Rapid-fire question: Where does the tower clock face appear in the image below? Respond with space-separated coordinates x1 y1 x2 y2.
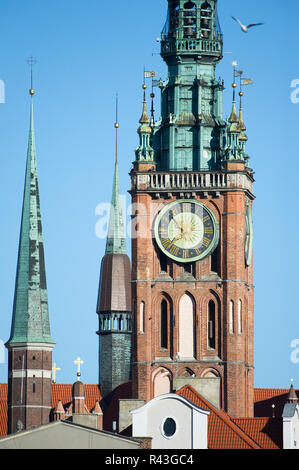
245 203 253 267
154 199 219 263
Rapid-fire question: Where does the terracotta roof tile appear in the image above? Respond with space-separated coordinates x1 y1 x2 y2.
254 388 296 417
233 418 283 449
0 383 101 437
0 383 288 448
177 385 261 449
51 384 101 411
0 384 8 437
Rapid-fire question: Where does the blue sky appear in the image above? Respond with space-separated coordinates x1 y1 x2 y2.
0 0 299 389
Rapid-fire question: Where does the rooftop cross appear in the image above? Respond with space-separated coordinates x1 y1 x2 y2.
74 357 84 379
52 363 61 384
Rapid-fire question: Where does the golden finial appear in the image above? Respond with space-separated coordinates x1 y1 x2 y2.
139 84 150 125
228 61 240 124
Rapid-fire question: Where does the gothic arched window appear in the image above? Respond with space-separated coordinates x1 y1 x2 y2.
238 300 243 334
229 300 235 334
179 293 195 358
200 2 212 39
208 300 216 349
183 1 197 38
153 367 172 397
140 301 145 333
161 299 168 349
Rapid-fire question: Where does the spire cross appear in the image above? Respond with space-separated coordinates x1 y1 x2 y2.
74 357 84 379
27 56 37 94
52 362 61 384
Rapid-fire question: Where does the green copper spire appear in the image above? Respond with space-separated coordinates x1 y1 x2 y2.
7 93 54 345
105 114 127 255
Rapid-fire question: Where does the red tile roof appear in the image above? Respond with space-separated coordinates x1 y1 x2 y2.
254 388 297 418
233 418 283 449
177 385 261 449
0 382 101 437
0 383 289 448
0 384 7 437
51 384 101 411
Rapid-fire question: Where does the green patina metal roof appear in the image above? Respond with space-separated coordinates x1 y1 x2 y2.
7 97 54 345
105 159 127 255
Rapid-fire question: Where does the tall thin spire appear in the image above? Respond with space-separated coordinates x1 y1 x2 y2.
105 97 127 255
228 63 239 124
7 89 54 345
238 78 247 133
139 84 150 125
135 84 154 163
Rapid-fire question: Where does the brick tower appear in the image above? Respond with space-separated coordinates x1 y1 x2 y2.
97 115 132 399
130 0 254 418
6 89 55 433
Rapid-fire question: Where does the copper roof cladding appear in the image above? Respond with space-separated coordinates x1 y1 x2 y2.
97 253 131 313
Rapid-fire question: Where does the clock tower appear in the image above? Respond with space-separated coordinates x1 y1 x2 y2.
130 0 254 418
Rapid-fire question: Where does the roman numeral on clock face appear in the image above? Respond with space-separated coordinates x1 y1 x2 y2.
201 237 211 248
204 226 213 235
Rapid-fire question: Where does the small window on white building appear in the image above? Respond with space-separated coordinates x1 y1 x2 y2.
162 417 177 438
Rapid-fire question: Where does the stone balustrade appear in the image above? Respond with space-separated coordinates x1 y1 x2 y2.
131 171 254 195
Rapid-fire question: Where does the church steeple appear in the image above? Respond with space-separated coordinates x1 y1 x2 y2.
7 92 54 346
6 87 54 434
97 104 132 399
105 98 127 255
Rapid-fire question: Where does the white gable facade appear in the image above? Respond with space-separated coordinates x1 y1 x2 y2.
131 393 209 449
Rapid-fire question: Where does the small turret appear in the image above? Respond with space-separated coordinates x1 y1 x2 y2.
135 84 155 164
223 80 242 162
53 400 66 422
287 380 299 404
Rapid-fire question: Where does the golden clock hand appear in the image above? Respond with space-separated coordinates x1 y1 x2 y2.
170 212 183 232
171 232 184 244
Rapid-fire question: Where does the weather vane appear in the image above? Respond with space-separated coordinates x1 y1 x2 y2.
27 56 37 95
114 93 119 163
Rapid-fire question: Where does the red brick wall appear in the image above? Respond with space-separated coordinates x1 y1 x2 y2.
131 172 254 418
8 347 53 433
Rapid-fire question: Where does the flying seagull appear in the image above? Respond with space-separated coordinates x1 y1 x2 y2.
231 16 264 33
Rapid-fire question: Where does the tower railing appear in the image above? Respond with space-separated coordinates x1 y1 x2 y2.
131 170 254 194
161 36 223 55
